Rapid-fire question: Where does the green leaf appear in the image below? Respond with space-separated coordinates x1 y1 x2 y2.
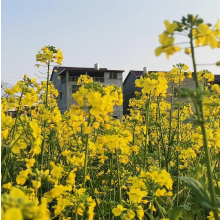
156 197 166 206
179 177 213 208
180 205 190 211
168 207 184 220
173 101 185 107
190 204 202 219
94 175 111 188
204 102 220 107
182 211 193 220
183 118 198 124
215 186 220 196
121 175 130 185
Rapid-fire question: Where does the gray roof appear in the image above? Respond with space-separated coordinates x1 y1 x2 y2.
50 66 124 80
123 70 165 84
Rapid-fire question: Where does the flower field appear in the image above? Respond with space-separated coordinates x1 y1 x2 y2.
1 15 220 219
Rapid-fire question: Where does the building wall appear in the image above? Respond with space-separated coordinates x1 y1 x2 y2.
51 73 67 114
54 71 123 120
123 73 197 115
102 72 123 120
66 71 79 109
123 73 142 115
166 76 196 104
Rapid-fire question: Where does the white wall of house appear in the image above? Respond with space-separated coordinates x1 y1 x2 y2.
53 70 123 120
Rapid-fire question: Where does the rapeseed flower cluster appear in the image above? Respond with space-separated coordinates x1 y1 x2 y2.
2 15 220 219
2 64 220 219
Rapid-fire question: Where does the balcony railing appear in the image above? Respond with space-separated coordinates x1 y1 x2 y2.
69 76 79 82
93 77 104 82
69 76 104 82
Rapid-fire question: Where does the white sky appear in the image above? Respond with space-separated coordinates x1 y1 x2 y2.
1 0 220 85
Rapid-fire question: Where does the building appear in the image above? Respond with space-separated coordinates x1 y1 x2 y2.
50 64 124 120
123 67 220 115
211 75 220 85
7 105 37 118
123 68 161 115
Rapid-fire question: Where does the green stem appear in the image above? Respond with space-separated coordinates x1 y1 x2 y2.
176 72 181 207
1 157 13 184
157 98 168 171
183 189 191 205
45 61 50 106
169 83 174 144
39 62 50 170
190 28 219 220
132 124 137 172
89 180 105 220
155 199 165 219
39 121 47 170
82 114 91 187
167 83 174 167
74 205 78 220
115 149 122 203
8 90 24 140
2 90 24 175
110 153 113 201
143 94 151 170
1 131 24 167
156 98 161 168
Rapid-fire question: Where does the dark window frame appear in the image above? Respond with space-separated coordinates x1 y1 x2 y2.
72 85 79 94
109 72 117 79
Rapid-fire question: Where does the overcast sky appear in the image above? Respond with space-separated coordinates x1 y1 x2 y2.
2 0 220 85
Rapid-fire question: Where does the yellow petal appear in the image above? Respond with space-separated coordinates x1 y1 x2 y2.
78 188 86 195
168 22 178 34
215 19 219 30
197 23 211 35
44 188 61 199
173 46 181 52
11 144 20 154
164 20 170 31
155 47 163 56
4 208 23 220
1 207 5 220
10 187 26 198
16 170 29 185
183 64 189 71
112 208 122 216
209 36 218 49
117 205 127 212
195 38 200 47
32 180 41 189
184 48 191 54
159 32 169 45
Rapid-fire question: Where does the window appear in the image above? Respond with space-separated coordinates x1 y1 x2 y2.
8 111 16 118
59 92 62 100
72 85 79 94
69 76 79 82
109 72 117 79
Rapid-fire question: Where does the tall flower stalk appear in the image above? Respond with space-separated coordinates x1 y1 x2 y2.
189 28 219 220
155 15 220 219
82 114 91 187
143 95 151 171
